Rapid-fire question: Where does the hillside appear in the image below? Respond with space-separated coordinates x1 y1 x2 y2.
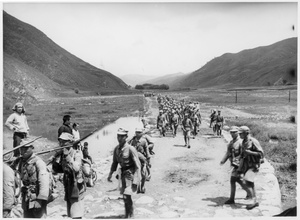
3 11 128 103
177 38 297 89
141 72 188 89
120 74 157 87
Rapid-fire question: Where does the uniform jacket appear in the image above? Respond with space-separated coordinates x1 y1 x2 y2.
182 118 193 130
3 163 16 212
157 114 166 127
239 136 264 173
20 154 50 209
128 136 150 159
110 143 141 185
221 137 242 166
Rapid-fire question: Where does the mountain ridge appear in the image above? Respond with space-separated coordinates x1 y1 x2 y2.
3 11 129 104
178 37 297 89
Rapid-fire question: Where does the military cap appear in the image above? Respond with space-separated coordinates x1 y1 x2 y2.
229 126 239 132
117 128 128 135
135 128 144 133
20 138 35 148
3 152 14 163
238 126 250 133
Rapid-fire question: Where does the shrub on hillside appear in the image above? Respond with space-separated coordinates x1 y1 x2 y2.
289 115 296 123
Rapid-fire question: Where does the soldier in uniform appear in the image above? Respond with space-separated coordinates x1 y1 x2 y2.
18 139 50 218
128 128 151 191
181 113 194 149
237 126 264 210
170 110 180 138
108 128 141 218
157 110 166 137
60 135 85 218
3 151 23 218
215 110 224 136
142 132 155 155
220 126 251 204
209 109 217 129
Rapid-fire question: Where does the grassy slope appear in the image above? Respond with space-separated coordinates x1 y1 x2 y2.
179 38 297 89
3 11 128 100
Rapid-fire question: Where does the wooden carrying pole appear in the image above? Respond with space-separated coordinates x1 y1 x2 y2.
35 129 97 156
3 136 43 156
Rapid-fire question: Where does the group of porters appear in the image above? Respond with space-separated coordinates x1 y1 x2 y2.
3 129 97 218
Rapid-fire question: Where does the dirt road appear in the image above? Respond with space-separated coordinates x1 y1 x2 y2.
45 97 281 218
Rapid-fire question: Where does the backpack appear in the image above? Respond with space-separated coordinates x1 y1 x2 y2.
30 157 57 204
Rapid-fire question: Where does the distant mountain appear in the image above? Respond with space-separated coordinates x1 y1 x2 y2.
3 11 128 103
142 72 189 89
176 38 297 89
120 74 157 87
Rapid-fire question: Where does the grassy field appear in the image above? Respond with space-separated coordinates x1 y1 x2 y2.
162 87 297 210
3 94 146 143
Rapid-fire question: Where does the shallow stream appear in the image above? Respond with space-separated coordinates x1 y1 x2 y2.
82 116 143 159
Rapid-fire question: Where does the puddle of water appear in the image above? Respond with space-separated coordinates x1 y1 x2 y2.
82 117 143 159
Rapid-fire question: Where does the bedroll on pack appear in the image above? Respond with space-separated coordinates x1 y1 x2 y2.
47 166 58 203
30 158 58 204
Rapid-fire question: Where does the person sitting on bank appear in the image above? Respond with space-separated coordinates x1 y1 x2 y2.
82 142 93 164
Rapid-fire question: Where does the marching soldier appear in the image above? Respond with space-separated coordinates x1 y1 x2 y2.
181 113 194 149
209 109 217 129
170 110 180 138
220 126 251 204
157 110 166 137
108 128 141 218
128 128 151 191
215 110 224 136
237 126 264 210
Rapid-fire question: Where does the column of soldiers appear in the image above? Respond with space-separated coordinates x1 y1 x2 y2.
156 94 202 148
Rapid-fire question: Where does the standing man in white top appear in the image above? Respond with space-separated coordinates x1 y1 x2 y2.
5 102 30 156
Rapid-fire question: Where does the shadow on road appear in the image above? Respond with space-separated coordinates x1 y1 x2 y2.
173 144 187 148
202 196 228 207
202 197 248 209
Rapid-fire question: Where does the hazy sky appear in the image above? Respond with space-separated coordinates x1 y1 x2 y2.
3 1 298 77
